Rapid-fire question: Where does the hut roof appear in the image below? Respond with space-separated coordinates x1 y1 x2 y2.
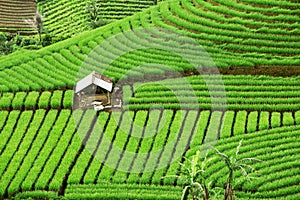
75 71 113 93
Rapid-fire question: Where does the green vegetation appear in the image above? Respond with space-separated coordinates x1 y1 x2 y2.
65 183 181 200
128 76 300 111
0 0 299 199
0 0 299 93
171 151 211 200
0 108 298 199
213 140 262 200
37 0 162 42
0 33 34 56
0 0 37 36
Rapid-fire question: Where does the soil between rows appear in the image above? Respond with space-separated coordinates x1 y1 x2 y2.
121 65 300 85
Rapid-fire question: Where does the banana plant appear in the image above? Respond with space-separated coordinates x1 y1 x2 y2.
213 140 262 200
163 150 212 200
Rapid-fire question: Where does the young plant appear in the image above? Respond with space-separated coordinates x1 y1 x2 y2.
163 150 214 200
213 140 262 200
86 0 108 28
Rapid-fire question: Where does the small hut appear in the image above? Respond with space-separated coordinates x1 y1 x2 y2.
74 71 122 110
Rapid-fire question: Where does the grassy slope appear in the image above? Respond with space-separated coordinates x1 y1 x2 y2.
38 0 89 40
38 0 161 40
0 0 300 199
187 125 300 200
1 108 299 199
0 0 37 35
0 0 300 92
2 75 300 112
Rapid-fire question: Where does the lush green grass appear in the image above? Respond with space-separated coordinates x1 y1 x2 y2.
0 0 299 92
37 0 89 40
38 0 162 41
0 0 300 199
2 74 300 111
65 183 181 200
0 0 37 36
126 75 300 111
0 108 299 199
0 107 299 198
188 125 300 200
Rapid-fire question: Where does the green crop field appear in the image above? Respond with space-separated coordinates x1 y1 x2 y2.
0 0 299 199
0 0 37 35
37 0 162 41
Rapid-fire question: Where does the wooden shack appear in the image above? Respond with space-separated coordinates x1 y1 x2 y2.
74 71 122 111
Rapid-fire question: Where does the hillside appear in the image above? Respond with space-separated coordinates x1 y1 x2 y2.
0 0 300 199
0 0 162 49
0 0 300 93
0 107 299 199
38 0 162 40
0 0 37 35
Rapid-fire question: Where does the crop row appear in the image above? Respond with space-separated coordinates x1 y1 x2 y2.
4 110 46 196
163 0 300 58
0 107 299 198
0 109 86 197
4 74 300 112
159 5 298 44
34 110 72 190
125 75 300 111
20 110 68 192
0 102 297 150
38 0 161 40
153 10 298 67
163 110 199 185
67 108 299 186
138 110 176 184
47 110 83 191
65 183 181 200
184 0 300 47
156 3 299 59
0 0 36 35
198 0 300 22
155 27 292 69
184 128 300 198
183 0 300 36
97 0 159 21
185 125 300 199
38 0 90 39
13 191 59 200
240 0 300 8
0 90 73 110
0 111 34 196
0 111 33 182
2 109 58 196
77 110 189 185
113 25 255 67
68 110 110 185
81 112 111 184
89 19 256 70
0 0 299 92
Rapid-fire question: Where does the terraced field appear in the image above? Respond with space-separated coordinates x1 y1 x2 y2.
38 0 163 40
0 0 299 199
0 0 299 93
0 0 37 35
0 107 299 199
